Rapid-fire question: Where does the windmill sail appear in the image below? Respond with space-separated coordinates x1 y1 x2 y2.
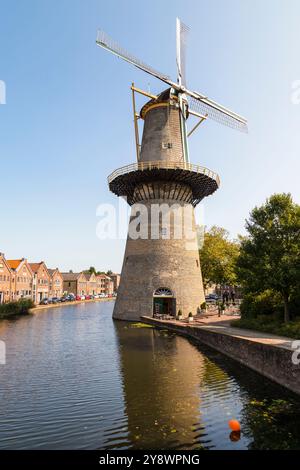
96 30 172 86
176 18 189 88
188 95 248 133
96 23 248 134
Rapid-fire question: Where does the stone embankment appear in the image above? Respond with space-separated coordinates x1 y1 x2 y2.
142 315 300 396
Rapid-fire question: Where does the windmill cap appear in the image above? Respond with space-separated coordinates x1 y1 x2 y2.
140 88 178 119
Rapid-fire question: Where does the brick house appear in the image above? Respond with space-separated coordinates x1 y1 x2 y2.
29 262 50 303
85 272 97 295
48 268 64 298
110 273 120 293
62 272 87 296
0 253 12 303
96 274 107 295
106 277 114 296
7 258 33 302
96 274 114 296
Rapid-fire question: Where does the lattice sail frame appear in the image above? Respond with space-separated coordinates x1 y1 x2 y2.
96 19 248 134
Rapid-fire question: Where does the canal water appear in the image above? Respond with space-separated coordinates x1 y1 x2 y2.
0 301 299 450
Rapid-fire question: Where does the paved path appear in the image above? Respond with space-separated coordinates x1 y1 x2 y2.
145 314 296 352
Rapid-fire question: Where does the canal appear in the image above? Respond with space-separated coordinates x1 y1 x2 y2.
0 301 299 450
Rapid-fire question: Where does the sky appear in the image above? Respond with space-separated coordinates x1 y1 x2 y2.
0 0 299 273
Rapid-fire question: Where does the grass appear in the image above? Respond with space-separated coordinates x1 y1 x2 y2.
231 315 300 339
0 299 35 320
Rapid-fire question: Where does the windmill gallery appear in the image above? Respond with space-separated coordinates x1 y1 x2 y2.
96 18 248 322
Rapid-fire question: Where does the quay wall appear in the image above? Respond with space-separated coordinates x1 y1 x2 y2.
141 317 300 396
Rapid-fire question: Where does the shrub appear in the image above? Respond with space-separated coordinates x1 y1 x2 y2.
240 290 283 319
188 312 193 318
200 302 206 310
0 298 34 318
231 315 300 339
177 310 182 318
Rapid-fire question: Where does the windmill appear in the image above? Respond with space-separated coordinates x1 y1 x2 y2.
96 19 247 322
96 18 247 163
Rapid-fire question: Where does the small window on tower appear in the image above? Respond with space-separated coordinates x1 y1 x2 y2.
162 143 173 150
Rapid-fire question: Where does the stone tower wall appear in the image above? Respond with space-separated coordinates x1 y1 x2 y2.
113 197 205 321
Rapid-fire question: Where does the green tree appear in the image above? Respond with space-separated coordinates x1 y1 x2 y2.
87 266 97 275
237 194 300 323
199 226 240 289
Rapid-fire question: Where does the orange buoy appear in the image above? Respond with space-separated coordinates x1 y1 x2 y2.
228 419 241 432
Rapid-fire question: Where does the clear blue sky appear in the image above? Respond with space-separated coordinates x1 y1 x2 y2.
0 0 299 273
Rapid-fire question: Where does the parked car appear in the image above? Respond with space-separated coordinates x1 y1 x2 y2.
51 297 60 304
85 295 91 301
80 295 86 300
39 298 48 305
99 293 105 298
205 293 219 302
60 296 68 302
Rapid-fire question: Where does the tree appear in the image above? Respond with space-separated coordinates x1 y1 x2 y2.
237 194 300 323
199 226 240 289
87 267 97 275
106 270 113 276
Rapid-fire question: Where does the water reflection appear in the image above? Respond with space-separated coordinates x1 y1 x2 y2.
0 303 299 450
113 323 205 449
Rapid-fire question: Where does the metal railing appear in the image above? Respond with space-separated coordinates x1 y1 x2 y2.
108 161 220 186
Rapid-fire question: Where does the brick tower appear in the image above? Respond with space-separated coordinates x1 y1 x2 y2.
108 90 220 321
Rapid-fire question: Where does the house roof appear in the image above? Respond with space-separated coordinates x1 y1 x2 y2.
61 272 83 281
96 274 112 280
48 268 62 278
83 272 97 281
7 259 33 275
0 254 13 273
29 262 44 274
7 259 23 270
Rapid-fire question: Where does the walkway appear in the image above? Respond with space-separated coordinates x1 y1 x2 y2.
143 313 296 352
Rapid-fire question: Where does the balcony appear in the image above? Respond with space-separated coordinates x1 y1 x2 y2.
107 160 220 207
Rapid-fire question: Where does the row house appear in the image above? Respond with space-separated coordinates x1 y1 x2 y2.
48 269 64 298
96 274 114 296
7 258 33 302
110 273 120 293
62 272 115 297
29 262 50 303
62 272 87 296
0 253 12 303
85 272 97 296
0 253 115 303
